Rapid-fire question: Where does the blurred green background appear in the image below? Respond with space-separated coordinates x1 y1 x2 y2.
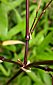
0 0 53 85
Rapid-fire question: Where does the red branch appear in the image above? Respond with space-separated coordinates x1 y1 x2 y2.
6 69 23 85
0 56 23 66
24 0 29 66
26 60 53 68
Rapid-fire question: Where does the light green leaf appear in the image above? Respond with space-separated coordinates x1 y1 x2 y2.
1 0 24 12
4 45 16 52
19 76 31 85
39 70 52 85
0 3 8 40
36 31 53 60
29 9 36 29
0 64 10 76
22 68 44 85
39 32 53 50
8 19 25 39
2 40 25 46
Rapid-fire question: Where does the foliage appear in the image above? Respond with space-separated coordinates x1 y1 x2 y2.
0 0 53 85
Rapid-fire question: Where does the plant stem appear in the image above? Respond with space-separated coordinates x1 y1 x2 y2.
0 56 23 66
30 0 41 32
33 66 53 72
6 69 23 85
24 0 29 66
30 0 53 35
26 60 53 68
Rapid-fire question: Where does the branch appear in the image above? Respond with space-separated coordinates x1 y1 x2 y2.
30 0 41 32
30 0 53 34
21 65 53 72
6 69 23 85
34 66 53 72
26 60 53 68
24 0 29 66
0 56 23 66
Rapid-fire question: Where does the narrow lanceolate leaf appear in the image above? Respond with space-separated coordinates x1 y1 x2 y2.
0 3 8 40
1 0 24 12
21 67 44 85
2 40 25 46
8 19 25 39
6 69 23 85
36 31 53 60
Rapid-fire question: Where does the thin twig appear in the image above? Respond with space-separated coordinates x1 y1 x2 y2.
34 66 53 72
30 0 41 32
26 60 53 68
21 65 53 72
0 56 23 66
6 69 23 85
30 0 53 35
24 0 29 66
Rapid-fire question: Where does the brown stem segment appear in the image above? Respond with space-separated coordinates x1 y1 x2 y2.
26 60 53 68
6 69 23 85
0 56 23 66
30 0 41 32
30 0 53 34
24 0 29 66
34 66 53 72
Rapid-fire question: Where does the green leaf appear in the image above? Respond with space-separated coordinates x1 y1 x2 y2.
2 40 25 46
29 9 36 29
36 31 53 60
39 32 53 50
19 76 31 85
4 45 16 52
0 64 10 76
21 5 35 16
34 30 44 45
22 68 44 85
1 0 24 12
8 19 25 39
14 9 22 23
0 3 8 40
39 70 52 85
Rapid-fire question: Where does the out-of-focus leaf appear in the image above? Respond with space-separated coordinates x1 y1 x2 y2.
14 9 22 23
0 3 8 40
0 64 10 76
2 40 25 46
21 5 35 16
4 45 16 52
48 27 53 31
39 70 52 85
33 30 44 45
39 32 53 48
36 31 53 60
33 82 41 85
29 10 36 28
36 50 53 60
19 76 31 85
7 19 25 39
1 0 24 12
42 73 52 85
22 68 44 85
